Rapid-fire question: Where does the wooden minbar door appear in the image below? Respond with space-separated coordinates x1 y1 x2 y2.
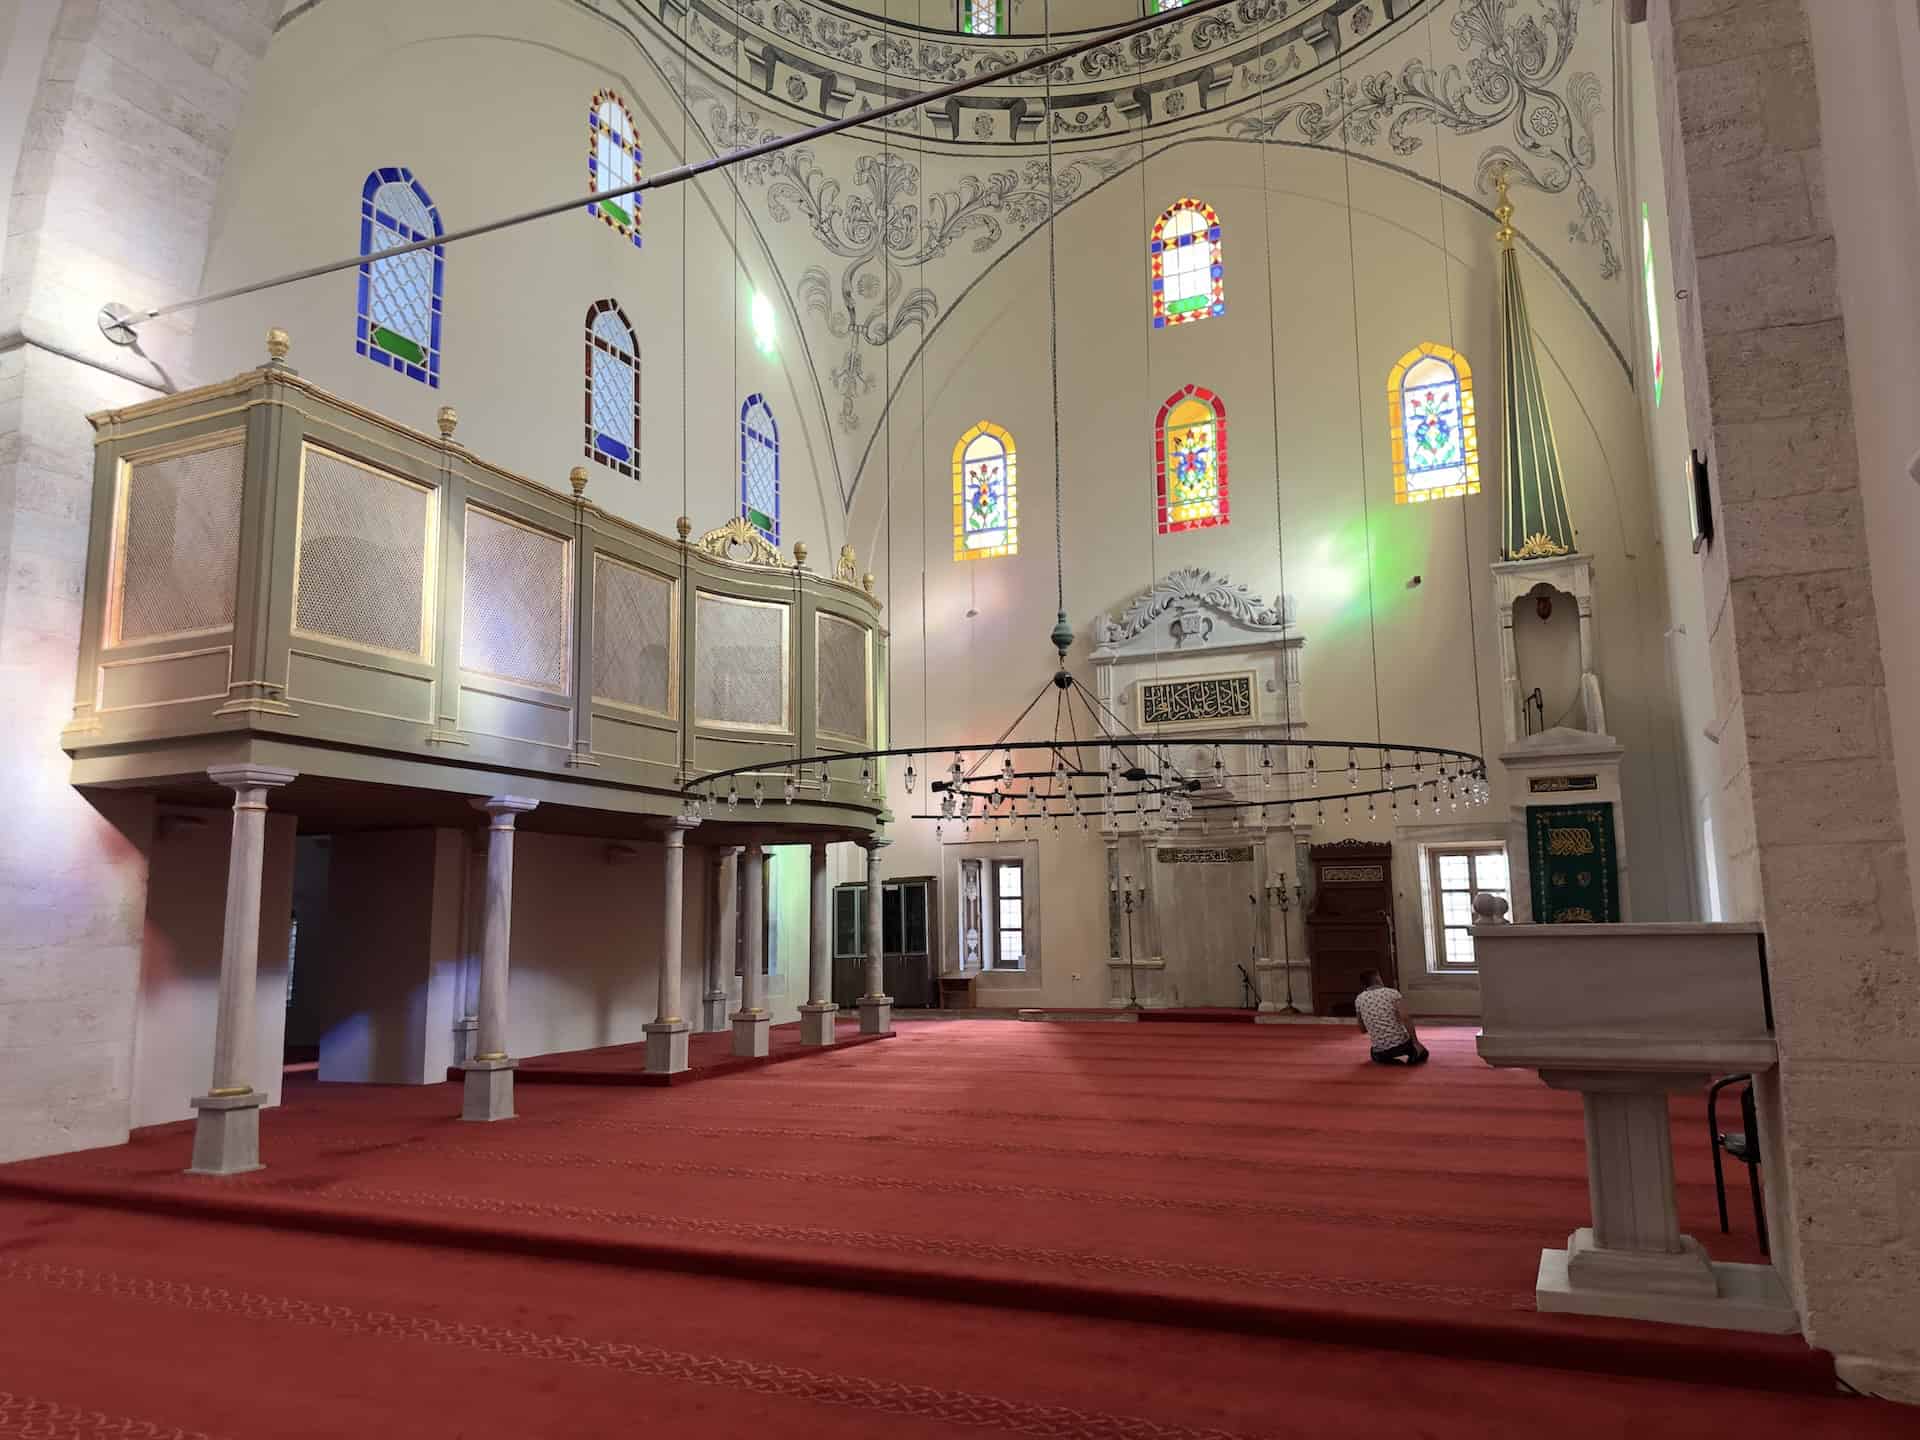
1304 840 1396 1016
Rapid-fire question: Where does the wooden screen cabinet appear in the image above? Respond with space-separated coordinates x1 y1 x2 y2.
1304 840 1397 1017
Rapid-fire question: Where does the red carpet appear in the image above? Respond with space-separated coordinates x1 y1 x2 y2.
472 1015 891 1086
0 1021 1910 1437
1138 1006 1260 1023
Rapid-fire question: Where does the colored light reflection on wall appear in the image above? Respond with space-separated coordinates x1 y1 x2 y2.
751 291 777 357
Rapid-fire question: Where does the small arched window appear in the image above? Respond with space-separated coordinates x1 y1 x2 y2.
1150 198 1224 329
741 394 780 545
357 167 444 387
1388 343 1480 503
959 0 1006 35
953 422 1017 561
585 300 640 479
1156 385 1228 533
588 90 643 248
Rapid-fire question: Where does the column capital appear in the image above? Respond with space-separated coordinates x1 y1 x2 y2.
863 833 892 853
207 764 297 792
719 844 746 858
667 815 702 835
472 795 539 821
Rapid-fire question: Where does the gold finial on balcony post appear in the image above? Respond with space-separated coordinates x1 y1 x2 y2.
437 405 459 442
793 541 809 569
569 465 589 499
676 515 693 542
862 572 876 598
265 328 291 367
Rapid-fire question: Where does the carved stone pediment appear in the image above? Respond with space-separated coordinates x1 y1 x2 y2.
696 515 786 568
1091 567 1295 653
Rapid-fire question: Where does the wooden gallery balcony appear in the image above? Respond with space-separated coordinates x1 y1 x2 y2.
62 342 888 843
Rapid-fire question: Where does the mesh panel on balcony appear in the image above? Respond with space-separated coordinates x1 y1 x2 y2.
694 592 785 729
815 611 869 742
461 506 571 692
293 447 433 656
114 439 245 644
591 554 673 713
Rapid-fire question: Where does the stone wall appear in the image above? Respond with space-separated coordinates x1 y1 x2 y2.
1646 0 1920 1402
0 0 276 1160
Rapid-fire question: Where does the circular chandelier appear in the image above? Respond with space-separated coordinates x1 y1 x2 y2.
679 663 1488 840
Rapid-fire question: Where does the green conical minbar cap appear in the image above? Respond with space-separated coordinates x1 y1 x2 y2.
1495 176 1577 561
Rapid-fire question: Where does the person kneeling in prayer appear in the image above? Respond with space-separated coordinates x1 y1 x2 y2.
1355 970 1429 1065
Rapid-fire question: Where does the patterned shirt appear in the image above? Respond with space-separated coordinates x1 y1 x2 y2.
1355 985 1409 1051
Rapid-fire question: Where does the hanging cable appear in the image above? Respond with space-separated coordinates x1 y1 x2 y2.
1041 0 1069 657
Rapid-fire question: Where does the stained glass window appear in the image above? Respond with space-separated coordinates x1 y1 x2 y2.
1150 198 1224 329
1155 385 1228 533
356 168 444 387
1152 0 1193 11
959 0 1005 35
588 90 643 248
1641 202 1663 408
1388 343 1480 503
953 421 1017 561
585 300 640 479
741 394 780 545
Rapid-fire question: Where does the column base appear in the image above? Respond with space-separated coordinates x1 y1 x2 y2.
798 1002 839 1046
462 1057 516 1121
702 991 729 1033
644 1019 692 1074
858 995 893 1036
731 1010 771 1058
188 1092 264 1175
1538 1228 1798 1334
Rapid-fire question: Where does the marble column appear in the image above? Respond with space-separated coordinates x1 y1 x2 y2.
731 846 771 1057
858 836 892 1036
705 847 740 1031
189 764 297 1175
644 818 700 1074
799 840 837 1045
463 795 538 1121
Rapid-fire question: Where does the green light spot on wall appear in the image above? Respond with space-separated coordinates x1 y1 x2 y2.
751 292 777 357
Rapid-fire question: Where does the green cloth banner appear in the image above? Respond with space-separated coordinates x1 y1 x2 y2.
1528 802 1620 923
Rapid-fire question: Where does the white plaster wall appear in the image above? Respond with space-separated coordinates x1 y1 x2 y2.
300 828 463 1085
129 809 295 1129
853 138 1690 1004
192 0 846 555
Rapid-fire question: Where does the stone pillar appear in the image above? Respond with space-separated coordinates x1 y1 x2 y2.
1648 0 1920 1397
705 846 740 1031
858 836 892 1036
731 846 771 1057
463 796 537 1120
188 764 297 1175
799 840 837 1045
644 818 699 1074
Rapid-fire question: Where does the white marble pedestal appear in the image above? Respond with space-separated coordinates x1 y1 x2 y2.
798 1002 838 1046
732 1010 771 1058
461 1056 516 1122
189 1092 264 1175
858 996 892 1036
643 1019 691 1074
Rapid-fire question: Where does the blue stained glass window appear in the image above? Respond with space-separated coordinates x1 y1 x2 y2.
585 300 639 479
588 90 642 248
356 167 444 387
740 394 780 546
1401 355 1465 484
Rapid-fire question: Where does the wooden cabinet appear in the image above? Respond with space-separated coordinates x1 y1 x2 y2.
1304 841 1397 1017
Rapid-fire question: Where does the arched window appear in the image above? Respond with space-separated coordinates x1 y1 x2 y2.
1150 198 1224 329
1151 0 1193 11
741 394 780 545
357 167 444 387
1388 343 1480 503
588 89 643 248
1156 385 1228 533
585 300 640 479
959 0 1006 35
953 422 1016 561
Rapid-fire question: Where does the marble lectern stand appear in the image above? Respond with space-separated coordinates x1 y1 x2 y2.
1474 921 1798 1334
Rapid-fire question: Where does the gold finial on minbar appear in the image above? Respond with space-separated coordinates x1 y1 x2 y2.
568 465 589 498
793 541 809 568
676 515 693 541
1493 164 1516 251
437 406 459 442
265 328 290 365
862 572 876 598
